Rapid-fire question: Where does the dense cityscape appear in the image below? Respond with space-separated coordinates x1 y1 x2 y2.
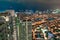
0 10 60 40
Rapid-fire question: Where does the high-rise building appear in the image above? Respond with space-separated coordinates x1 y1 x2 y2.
7 10 17 40
0 12 13 40
0 10 17 40
16 13 32 40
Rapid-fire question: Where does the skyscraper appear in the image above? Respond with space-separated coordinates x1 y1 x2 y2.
16 14 32 40
0 11 14 40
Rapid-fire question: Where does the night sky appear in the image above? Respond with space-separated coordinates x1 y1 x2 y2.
0 0 60 11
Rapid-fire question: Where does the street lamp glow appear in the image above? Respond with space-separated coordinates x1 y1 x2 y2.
15 14 17 17
5 17 9 22
2 16 9 22
8 34 9 37
8 26 10 29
